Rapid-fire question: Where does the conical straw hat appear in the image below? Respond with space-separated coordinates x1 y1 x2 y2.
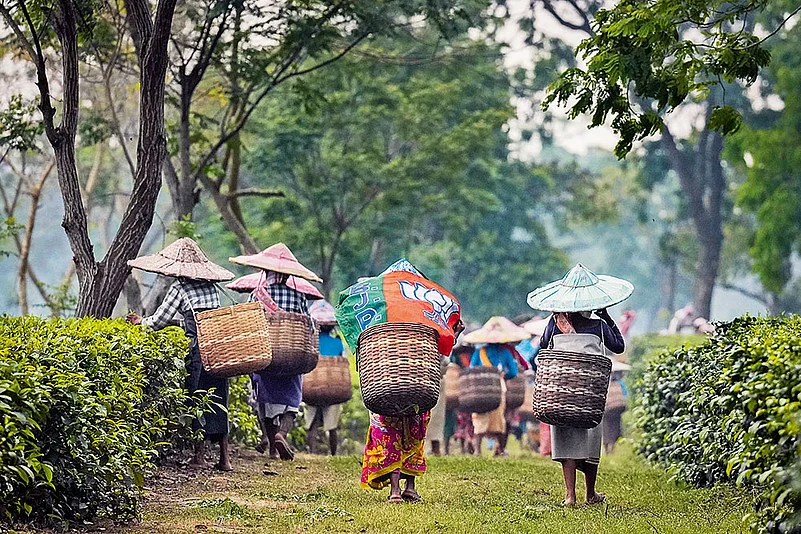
527 263 633 312
229 243 322 283
463 316 531 344
127 238 234 281
522 317 550 337
226 272 324 299
309 299 337 326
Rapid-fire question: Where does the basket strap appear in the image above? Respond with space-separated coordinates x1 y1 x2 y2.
215 283 238 305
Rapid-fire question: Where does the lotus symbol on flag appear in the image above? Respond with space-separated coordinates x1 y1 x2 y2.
397 281 459 329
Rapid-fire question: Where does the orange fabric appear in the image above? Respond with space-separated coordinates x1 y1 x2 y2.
382 271 461 355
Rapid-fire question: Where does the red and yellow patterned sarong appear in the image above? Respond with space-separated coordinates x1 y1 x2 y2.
361 411 430 489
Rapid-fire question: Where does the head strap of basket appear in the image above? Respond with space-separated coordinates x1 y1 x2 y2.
309 299 337 326
526 263 634 313
226 272 324 299
463 316 531 345
127 238 235 281
229 243 323 283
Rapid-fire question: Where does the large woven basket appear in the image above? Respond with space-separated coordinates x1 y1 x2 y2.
505 374 527 410
458 367 502 414
518 371 537 421
196 302 272 378
302 356 352 406
444 363 461 410
262 311 319 375
533 349 612 428
357 323 441 416
605 380 627 412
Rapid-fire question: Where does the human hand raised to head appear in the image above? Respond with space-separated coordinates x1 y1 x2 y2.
595 308 611 319
453 318 465 337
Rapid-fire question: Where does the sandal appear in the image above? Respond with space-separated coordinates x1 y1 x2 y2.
586 492 606 505
388 494 404 504
401 490 423 504
274 434 295 461
560 499 577 508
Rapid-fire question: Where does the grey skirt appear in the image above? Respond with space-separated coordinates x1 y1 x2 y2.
551 424 602 465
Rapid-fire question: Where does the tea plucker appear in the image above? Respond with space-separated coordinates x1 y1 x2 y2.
127 238 236 471
229 243 323 461
464 316 530 457
528 263 633 506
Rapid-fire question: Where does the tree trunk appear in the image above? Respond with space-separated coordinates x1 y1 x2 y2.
176 83 196 218
197 173 259 253
660 107 725 321
17 161 54 315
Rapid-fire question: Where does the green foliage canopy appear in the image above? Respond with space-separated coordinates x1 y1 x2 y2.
542 0 785 157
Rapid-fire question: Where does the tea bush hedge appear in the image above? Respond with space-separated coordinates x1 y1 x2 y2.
0 316 191 524
634 315 801 533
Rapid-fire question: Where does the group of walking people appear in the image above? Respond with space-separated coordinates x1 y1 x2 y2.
126 239 347 470
126 238 633 508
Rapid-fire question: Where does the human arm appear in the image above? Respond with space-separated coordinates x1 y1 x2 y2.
596 308 625 354
142 282 183 330
538 317 556 349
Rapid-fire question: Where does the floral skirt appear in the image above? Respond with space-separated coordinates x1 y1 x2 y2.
361 412 430 490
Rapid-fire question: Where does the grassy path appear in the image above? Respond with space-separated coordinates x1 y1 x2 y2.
115 443 752 534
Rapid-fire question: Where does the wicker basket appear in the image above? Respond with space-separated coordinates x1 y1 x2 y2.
357 323 441 416
262 311 319 375
302 356 352 406
533 349 612 428
605 380 627 412
505 374 527 410
444 363 461 410
458 367 502 414
518 371 537 421
196 302 272 378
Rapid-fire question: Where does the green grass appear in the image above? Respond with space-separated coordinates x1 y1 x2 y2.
120 442 753 534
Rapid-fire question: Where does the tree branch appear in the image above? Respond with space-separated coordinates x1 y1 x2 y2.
191 33 371 185
226 188 286 199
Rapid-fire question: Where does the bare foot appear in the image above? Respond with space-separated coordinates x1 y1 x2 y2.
189 457 206 469
215 461 233 472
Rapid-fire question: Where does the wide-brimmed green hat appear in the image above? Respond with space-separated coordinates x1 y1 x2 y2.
527 263 633 312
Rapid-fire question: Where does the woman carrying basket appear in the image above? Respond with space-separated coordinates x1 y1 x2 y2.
335 260 463 504
305 299 347 456
230 243 323 462
528 263 632 507
127 238 236 471
464 317 530 457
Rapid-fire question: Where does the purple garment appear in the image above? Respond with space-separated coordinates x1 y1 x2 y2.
252 372 303 408
539 313 625 354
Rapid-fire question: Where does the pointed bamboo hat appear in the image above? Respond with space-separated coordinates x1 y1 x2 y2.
527 263 633 312
309 299 337 326
229 243 323 283
127 238 235 281
463 316 531 344
522 317 550 337
226 272 324 299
